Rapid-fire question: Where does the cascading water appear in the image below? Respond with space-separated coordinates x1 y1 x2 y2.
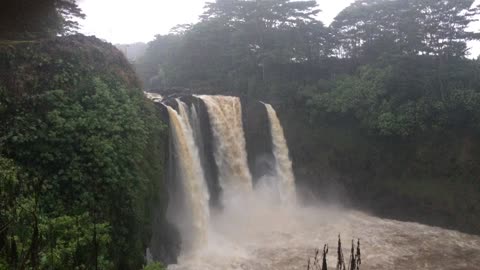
264 103 296 203
196 95 253 198
189 104 204 156
166 101 210 253
150 94 480 270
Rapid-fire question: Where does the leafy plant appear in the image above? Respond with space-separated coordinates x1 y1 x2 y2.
142 262 166 270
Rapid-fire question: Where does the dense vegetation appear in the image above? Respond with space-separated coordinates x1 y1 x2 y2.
2 0 480 268
136 0 480 234
0 36 170 269
0 0 85 40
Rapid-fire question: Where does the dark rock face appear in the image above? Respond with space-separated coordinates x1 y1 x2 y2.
155 96 221 207
194 97 221 207
242 99 274 185
150 100 185 265
149 216 181 264
149 110 181 265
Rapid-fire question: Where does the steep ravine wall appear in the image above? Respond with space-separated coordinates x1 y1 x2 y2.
278 105 480 235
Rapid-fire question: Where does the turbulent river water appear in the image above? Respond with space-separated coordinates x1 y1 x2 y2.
156 94 480 270
168 191 480 270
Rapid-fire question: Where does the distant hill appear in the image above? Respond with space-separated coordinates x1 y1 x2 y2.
116 42 147 62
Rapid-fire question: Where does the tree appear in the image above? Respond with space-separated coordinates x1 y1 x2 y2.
331 0 480 58
0 36 170 267
202 0 320 26
136 34 185 88
417 0 480 56
55 0 85 34
202 0 322 70
331 0 399 58
0 0 85 40
143 262 166 270
137 0 330 92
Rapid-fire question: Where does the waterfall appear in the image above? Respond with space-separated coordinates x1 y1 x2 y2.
163 96 294 257
166 101 210 252
189 104 204 160
196 95 253 198
155 96 480 270
264 103 296 203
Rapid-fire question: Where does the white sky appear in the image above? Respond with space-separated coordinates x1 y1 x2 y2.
78 0 480 57
77 0 356 44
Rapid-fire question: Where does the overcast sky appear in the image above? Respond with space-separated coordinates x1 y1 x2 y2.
78 0 356 43
78 0 480 57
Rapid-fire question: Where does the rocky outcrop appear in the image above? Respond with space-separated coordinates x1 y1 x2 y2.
242 98 274 185
0 35 140 94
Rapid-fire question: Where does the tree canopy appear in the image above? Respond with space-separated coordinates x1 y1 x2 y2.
137 0 480 91
0 36 170 270
0 0 85 40
331 0 480 58
136 0 480 133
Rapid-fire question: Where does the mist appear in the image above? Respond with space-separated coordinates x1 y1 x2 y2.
156 94 480 270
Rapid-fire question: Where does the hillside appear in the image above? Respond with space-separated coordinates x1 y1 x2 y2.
0 35 178 269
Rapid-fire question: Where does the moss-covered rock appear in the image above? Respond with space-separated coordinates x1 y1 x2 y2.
0 34 140 95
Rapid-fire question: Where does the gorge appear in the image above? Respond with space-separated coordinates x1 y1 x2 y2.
3 0 480 265
149 93 480 270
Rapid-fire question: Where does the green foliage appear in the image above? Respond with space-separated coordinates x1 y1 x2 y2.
304 57 480 136
0 0 85 40
0 35 140 96
38 214 112 270
0 73 167 269
0 157 17 197
2 0 480 267
0 34 170 269
331 0 480 58
136 0 329 91
308 65 390 114
142 262 166 270
136 0 480 94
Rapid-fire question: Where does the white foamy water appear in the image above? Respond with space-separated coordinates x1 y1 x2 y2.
264 103 296 204
168 190 480 270
196 95 253 197
167 102 210 253
165 97 480 270
145 91 164 102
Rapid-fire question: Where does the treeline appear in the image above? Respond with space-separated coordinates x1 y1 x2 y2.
136 0 480 136
0 0 85 40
